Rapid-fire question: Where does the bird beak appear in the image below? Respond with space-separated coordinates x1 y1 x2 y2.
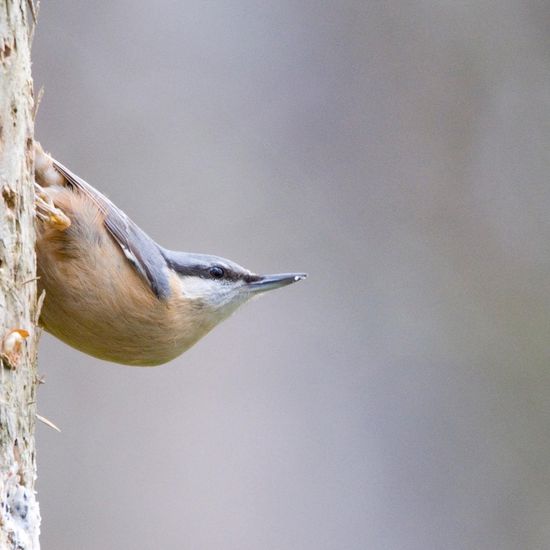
247 272 307 293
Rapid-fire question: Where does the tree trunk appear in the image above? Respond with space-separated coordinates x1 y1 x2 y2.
0 0 40 548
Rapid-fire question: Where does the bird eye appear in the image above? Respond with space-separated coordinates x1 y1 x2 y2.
209 266 225 279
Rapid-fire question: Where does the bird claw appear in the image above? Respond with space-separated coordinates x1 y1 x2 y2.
34 182 71 230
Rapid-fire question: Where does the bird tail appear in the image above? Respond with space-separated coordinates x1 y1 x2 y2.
34 141 65 188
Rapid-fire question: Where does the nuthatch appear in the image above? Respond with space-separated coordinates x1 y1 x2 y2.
33 143 306 366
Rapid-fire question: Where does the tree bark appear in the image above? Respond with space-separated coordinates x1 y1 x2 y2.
0 0 40 548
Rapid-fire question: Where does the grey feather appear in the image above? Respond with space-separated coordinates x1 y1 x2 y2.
52 160 171 299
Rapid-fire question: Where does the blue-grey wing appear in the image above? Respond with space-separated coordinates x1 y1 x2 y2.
52 159 171 299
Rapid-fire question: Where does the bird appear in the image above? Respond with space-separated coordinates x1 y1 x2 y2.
33 142 306 366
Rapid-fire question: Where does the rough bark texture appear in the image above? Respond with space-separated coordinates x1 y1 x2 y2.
0 0 40 548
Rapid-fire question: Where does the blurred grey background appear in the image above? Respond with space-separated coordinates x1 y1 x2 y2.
32 2 550 549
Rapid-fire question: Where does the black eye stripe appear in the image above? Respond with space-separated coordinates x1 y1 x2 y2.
167 258 242 282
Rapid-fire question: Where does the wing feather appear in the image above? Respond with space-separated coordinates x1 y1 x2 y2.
52 160 171 299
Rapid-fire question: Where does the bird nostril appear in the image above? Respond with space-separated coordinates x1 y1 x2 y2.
244 273 261 284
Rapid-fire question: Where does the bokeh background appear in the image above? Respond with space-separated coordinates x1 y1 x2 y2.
32 2 550 549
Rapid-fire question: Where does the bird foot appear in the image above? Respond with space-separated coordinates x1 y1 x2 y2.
34 182 71 230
